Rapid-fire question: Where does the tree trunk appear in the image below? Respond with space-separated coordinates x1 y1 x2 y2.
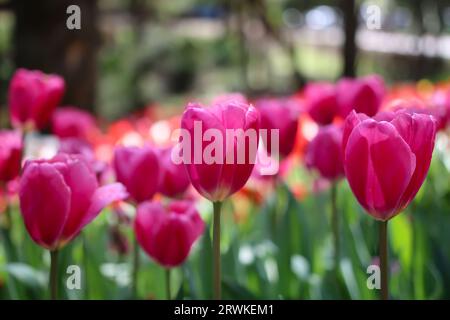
341 0 357 77
13 0 100 113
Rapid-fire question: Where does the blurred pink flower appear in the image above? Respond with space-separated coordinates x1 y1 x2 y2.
8 69 65 130
113 145 161 203
0 130 22 184
304 82 339 125
337 75 385 117
255 97 300 158
305 125 344 181
158 146 191 198
134 200 204 268
52 107 99 141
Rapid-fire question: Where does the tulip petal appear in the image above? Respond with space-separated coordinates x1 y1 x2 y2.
342 111 369 153
19 162 71 249
391 112 436 209
84 183 128 228
217 105 260 199
62 183 128 243
55 156 98 240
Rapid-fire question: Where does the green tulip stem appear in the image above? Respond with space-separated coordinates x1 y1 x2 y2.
379 220 389 300
132 236 140 299
331 182 340 271
165 268 171 300
49 249 59 300
213 201 222 300
1 200 18 263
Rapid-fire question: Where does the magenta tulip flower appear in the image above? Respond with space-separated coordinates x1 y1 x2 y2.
343 110 436 221
8 69 65 131
180 101 260 202
52 107 98 141
135 200 204 299
305 125 344 181
113 146 161 204
337 75 385 118
0 130 23 184
19 153 128 250
180 100 259 299
19 153 127 299
255 97 299 158
158 146 190 198
135 200 204 268
305 82 339 125
343 109 436 299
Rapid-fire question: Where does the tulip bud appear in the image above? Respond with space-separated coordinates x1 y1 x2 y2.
343 110 436 221
0 130 23 184
180 101 260 201
19 153 128 250
113 146 161 204
305 125 344 180
8 69 65 131
134 200 204 268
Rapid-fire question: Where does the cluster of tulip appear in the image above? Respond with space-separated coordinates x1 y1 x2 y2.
1 68 449 300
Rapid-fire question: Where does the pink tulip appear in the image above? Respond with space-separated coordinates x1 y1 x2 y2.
255 97 299 158
305 82 339 125
158 146 190 197
19 153 128 250
113 146 161 203
305 125 344 180
0 130 23 184
134 200 204 268
343 110 436 221
180 100 260 202
8 69 65 130
337 75 385 117
52 107 98 141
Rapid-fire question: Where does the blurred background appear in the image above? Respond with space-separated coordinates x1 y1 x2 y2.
0 0 449 120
